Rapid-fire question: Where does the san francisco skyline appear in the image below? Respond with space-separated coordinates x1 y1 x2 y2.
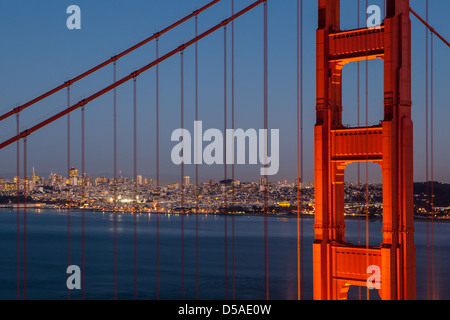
1 0 449 184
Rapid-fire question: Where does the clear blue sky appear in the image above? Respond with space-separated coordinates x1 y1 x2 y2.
0 0 449 184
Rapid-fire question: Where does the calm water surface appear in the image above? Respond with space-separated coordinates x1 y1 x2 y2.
0 209 448 300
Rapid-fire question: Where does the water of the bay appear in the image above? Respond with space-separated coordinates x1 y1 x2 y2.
0 209 448 300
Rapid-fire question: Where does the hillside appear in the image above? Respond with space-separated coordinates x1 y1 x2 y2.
414 182 450 208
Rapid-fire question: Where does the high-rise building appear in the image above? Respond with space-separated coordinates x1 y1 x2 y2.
137 175 143 185
69 167 78 178
30 166 36 191
183 176 190 187
70 176 78 186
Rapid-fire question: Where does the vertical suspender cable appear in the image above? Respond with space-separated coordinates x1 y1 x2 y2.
16 114 20 300
365 0 370 301
300 0 304 301
113 61 118 300
224 24 228 300
180 50 185 300
296 0 300 301
263 0 269 301
66 86 71 300
357 0 362 300
431 31 435 301
133 77 138 300
156 37 160 300
23 137 27 300
231 0 236 301
81 105 86 300
425 0 430 300
195 15 200 301
296 0 304 301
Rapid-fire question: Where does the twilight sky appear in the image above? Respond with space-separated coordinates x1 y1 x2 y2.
0 0 449 184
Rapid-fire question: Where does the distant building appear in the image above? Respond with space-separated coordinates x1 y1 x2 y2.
68 167 79 186
183 176 190 187
69 167 78 178
95 177 108 185
278 202 291 208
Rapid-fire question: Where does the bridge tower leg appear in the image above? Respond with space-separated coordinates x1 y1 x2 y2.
313 0 416 300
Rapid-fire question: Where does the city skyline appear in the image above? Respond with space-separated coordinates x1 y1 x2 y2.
2 164 447 220
1 0 449 184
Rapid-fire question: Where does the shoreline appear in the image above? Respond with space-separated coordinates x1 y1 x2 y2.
1 207 448 222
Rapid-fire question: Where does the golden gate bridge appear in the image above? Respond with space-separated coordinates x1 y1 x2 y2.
0 0 448 300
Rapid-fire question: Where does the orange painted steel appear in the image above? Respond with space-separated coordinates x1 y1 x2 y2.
329 27 385 63
313 0 416 300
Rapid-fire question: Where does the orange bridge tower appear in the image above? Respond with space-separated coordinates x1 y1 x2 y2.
313 0 416 300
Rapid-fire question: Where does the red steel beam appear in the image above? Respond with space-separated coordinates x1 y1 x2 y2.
410 7 450 48
0 0 265 151
0 0 222 123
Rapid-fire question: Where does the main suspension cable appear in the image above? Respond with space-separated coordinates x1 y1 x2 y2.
0 0 267 151
0 0 224 123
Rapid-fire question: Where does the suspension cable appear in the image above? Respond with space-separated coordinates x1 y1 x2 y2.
0 0 267 151
297 0 300 301
133 77 138 300
410 8 450 48
194 14 200 301
0 0 224 123
431 31 435 301
425 0 430 300
66 86 72 300
16 114 20 300
357 0 362 301
231 0 236 301
113 60 118 300
180 50 185 300
263 0 269 301
155 37 160 300
224 24 228 300
23 137 27 300
365 0 370 301
81 105 86 300
296 0 304 301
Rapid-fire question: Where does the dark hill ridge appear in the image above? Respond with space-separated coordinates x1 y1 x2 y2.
414 182 450 208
